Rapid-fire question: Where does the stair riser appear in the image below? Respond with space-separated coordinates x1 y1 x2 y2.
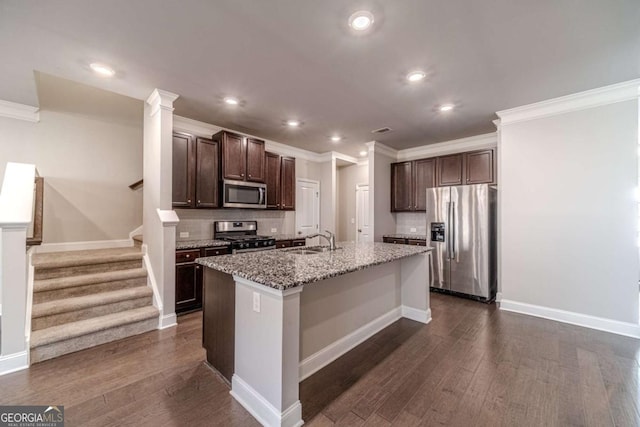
32 296 153 331
31 317 158 363
35 260 143 280
33 276 148 304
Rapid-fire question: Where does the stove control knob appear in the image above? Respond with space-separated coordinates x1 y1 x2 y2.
254 242 259 248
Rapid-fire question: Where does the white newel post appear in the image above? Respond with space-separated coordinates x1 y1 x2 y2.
231 277 304 427
143 89 180 329
0 162 36 375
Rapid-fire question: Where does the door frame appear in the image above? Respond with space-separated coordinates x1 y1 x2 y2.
355 183 370 243
295 178 320 241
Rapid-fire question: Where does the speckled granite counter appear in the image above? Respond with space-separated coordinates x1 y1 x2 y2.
268 234 311 241
196 241 431 290
176 239 229 250
383 234 428 240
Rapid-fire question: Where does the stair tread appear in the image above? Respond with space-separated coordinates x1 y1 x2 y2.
34 268 147 292
31 306 159 348
32 286 153 318
132 235 143 243
33 247 143 269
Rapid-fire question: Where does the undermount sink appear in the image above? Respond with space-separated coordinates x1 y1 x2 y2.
288 246 342 255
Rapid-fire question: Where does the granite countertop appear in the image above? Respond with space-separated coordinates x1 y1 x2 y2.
269 234 311 241
176 239 230 250
196 241 432 290
383 234 428 240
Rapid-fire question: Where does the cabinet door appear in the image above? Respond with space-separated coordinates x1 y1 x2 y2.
391 162 413 211
172 132 195 208
246 138 266 182
437 154 464 187
292 239 305 247
204 246 230 257
175 262 202 313
221 132 246 180
195 137 220 208
465 149 494 184
413 158 436 210
280 156 296 210
265 152 281 209
276 240 292 249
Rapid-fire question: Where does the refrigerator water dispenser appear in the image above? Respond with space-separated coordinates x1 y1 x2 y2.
430 222 445 242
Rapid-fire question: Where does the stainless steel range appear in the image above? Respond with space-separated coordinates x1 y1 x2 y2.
214 220 276 254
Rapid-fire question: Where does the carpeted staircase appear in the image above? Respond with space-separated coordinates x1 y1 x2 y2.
30 247 158 363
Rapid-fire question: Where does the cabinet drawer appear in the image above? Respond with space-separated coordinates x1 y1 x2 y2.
292 239 305 247
204 247 230 257
176 249 201 263
383 237 407 244
407 239 426 246
276 240 292 249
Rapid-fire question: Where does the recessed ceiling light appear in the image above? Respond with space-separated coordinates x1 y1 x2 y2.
331 136 342 142
439 104 455 112
286 120 300 127
224 97 239 105
349 11 374 31
359 150 368 157
89 63 115 77
406 71 426 82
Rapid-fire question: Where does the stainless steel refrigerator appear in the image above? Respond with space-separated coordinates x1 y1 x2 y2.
427 184 497 301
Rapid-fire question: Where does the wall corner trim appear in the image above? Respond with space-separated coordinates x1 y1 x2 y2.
231 375 303 427
496 79 640 125
0 351 29 376
500 299 640 339
0 100 39 123
157 209 179 227
146 89 179 116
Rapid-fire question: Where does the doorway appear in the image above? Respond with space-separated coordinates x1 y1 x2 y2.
296 178 320 245
356 184 372 243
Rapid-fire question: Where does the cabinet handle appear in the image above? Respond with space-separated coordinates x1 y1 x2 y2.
186 254 190 258
198 200 201 204
277 204 280 207
248 174 252 178
196 265 200 270
187 199 191 203
241 173 244 177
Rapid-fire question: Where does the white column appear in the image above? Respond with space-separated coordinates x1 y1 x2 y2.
143 89 179 329
231 277 304 427
400 251 432 324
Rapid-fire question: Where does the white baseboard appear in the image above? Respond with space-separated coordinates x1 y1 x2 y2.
299 307 402 381
0 351 29 376
402 306 432 324
495 292 503 302
500 299 640 339
37 239 132 253
128 225 143 240
231 375 303 427
159 313 177 330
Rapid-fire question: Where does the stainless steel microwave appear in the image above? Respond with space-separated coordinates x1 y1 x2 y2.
222 179 267 209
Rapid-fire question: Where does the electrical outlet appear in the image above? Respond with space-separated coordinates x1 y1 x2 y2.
410 228 417 233
179 232 189 238
271 228 277 233
252 292 261 313
351 218 355 224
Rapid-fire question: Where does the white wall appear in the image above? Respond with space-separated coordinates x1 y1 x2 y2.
336 163 368 241
371 149 396 242
0 109 143 243
500 98 639 325
319 159 337 234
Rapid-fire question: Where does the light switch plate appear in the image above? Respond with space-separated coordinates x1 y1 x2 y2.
179 232 189 238
351 218 355 224
252 292 261 313
410 228 417 232
270 228 277 233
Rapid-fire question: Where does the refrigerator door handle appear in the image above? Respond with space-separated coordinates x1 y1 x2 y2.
446 201 451 260
451 202 456 260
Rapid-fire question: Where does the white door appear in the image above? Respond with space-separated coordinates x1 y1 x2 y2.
296 179 320 245
356 184 372 242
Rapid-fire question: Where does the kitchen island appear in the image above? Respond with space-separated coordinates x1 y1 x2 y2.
197 242 432 427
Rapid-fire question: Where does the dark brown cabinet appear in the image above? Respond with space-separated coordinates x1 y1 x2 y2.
172 133 220 208
437 154 464 187
391 162 413 212
383 237 427 246
175 246 230 314
172 133 196 208
413 158 436 210
215 131 266 183
265 152 296 211
465 149 494 185
275 239 306 248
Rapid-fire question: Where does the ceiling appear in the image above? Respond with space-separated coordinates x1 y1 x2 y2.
1 1 639 157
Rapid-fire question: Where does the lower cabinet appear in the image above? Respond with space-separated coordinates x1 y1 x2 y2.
383 237 427 246
275 239 306 248
175 246 230 314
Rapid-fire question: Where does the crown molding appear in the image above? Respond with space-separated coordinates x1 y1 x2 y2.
396 133 497 161
367 141 398 159
0 100 39 123
496 79 640 125
146 89 179 117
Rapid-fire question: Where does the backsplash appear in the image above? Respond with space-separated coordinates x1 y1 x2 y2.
175 209 295 240
394 212 427 235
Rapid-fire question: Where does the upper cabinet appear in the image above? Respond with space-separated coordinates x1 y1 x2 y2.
265 152 295 210
172 132 220 209
214 131 265 183
391 148 496 212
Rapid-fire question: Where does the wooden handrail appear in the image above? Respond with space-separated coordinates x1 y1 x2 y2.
129 179 143 190
27 176 43 246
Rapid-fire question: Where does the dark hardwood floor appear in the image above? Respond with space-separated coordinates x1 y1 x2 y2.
1 292 639 426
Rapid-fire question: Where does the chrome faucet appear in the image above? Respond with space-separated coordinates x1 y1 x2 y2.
307 230 337 251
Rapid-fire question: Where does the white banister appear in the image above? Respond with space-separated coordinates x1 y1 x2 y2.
0 162 36 375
